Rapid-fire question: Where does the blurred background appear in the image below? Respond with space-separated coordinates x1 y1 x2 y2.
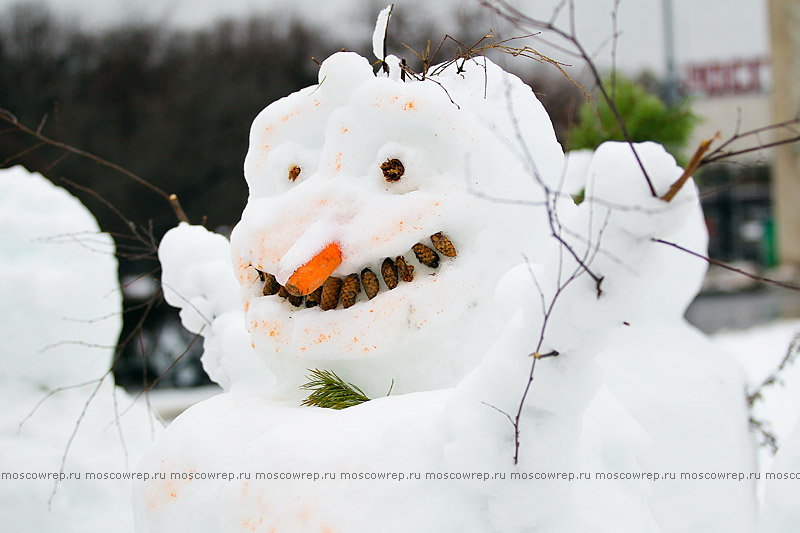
0 0 798 397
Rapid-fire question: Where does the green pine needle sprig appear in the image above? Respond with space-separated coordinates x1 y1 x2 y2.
300 368 371 409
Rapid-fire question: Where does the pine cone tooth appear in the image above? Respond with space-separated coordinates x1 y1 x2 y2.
412 243 439 268
395 255 415 282
320 277 343 311
430 232 457 257
305 285 323 308
287 293 304 307
361 268 380 300
341 273 361 309
262 273 280 296
381 258 398 290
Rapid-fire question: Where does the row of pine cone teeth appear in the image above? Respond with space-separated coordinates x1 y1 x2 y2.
256 232 456 311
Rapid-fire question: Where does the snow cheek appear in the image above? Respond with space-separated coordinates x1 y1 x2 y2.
244 88 332 198
370 142 440 195
253 142 319 197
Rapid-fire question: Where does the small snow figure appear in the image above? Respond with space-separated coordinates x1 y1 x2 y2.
137 10 761 533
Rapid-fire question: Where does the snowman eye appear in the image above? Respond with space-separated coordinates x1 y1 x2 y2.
288 165 302 182
380 158 404 182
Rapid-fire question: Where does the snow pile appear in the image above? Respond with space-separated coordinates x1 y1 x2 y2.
714 319 800 457
138 21 763 532
0 166 158 532
762 419 800 532
712 319 800 517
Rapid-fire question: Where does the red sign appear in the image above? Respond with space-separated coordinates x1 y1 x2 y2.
684 58 770 97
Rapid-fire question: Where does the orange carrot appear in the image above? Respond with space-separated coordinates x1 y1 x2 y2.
285 242 342 296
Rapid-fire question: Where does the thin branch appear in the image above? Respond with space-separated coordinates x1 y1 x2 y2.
1 141 45 166
0 107 189 223
652 238 800 291
48 376 108 507
699 115 800 167
482 0 658 197
748 331 800 405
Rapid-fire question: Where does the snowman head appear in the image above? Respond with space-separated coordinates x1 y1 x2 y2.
229 52 566 397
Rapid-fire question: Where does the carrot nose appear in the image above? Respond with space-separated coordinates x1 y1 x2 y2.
284 242 342 296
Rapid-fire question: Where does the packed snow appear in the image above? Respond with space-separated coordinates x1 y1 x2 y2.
122 7 798 531
712 319 800 511
0 166 159 532
130 21 799 527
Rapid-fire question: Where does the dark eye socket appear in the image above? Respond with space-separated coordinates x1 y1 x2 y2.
288 165 301 182
380 158 404 182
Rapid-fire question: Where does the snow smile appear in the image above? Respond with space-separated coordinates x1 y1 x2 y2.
253 231 456 311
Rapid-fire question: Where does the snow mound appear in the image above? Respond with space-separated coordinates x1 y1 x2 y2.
0 166 159 532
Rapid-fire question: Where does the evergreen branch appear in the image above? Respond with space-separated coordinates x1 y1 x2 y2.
300 369 371 409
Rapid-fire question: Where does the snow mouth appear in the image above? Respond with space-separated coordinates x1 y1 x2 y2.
253 232 457 311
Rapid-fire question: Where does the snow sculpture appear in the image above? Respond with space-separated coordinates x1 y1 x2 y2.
138 20 758 533
159 49 566 398
0 166 157 532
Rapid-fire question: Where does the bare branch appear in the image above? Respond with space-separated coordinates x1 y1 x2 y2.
699 115 800 167
652 238 800 291
0 107 189 224
482 0 658 197
748 331 800 405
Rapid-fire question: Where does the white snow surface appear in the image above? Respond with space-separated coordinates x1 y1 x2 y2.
761 419 800 532
712 319 800 515
140 42 768 531
714 320 800 456
0 166 160 532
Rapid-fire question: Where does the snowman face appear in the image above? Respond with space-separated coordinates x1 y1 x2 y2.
229 52 565 394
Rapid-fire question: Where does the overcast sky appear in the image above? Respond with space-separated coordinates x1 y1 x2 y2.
0 0 770 76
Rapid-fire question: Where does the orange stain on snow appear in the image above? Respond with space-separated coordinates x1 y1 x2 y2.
281 108 300 123
298 508 311 522
402 99 416 111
